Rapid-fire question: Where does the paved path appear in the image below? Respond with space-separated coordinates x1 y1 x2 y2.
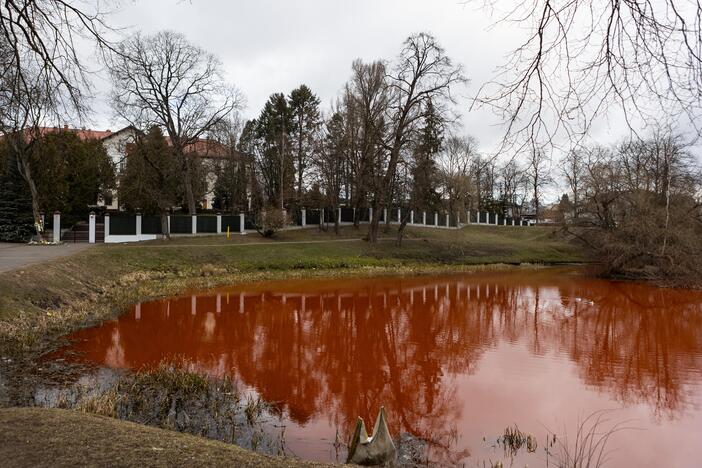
0 243 92 273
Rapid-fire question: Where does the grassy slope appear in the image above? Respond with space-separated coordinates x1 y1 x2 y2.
0 407 331 468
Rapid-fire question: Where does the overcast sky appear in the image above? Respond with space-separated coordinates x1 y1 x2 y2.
84 0 699 171
87 1 594 152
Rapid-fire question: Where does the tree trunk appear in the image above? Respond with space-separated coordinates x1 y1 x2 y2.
396 211 410 247
367 203 380 243
16 153 44 242
160 211 171 240
182 153 197 215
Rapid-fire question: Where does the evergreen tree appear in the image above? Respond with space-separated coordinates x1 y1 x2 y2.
411 99 443 210
255 93 294 209
29 130 115 224
119 127 180 219
289 85 321 203
0 144 34 242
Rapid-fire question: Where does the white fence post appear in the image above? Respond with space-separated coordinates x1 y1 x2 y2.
512 219 515 226
423 211 426 224
216 214 222 234
136 213 142 238
88 211 96 244
410 210 414 224
104 213 110 243
434 212 438 226
383 208 388 223
338 207 342 224
301 209 306 227
191 215 197 235
239 213 245 233
494 213 499 225
467 210 471 224
445 212 449 228
397 208 401 224
53 211 61 243
368 207 373 222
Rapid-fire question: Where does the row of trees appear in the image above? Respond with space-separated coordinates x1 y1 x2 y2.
0 130 115 241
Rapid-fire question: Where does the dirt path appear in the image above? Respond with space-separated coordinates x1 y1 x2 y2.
0 407 334 468
0 243 92 273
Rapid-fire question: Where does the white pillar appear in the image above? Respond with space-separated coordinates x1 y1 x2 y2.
456 211 460 226
368 207 373 222
445 212 449 228
503 217 507 226
167 215 171 234
397 208 401 223
338 207 342 224
53 211 61 243
191 215 197 235
494 213 499 225
383 208 388 223
422 211 426 224
88 211 96 244
239 213 245 233
301 209 306 227
136 213 142 238
434 212 438 226
216 214 222 234
467 211 471 224
104 214 110 242
410 210 414 224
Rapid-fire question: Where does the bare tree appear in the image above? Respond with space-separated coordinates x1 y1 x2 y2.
472 1 702 150
108 31 244 215
343 60 389 228
437 135 477 215
562 149 587 220
314 109 346 234
526 149 552 224
367 33 466 243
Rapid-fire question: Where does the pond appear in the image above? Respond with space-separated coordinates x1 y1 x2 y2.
52 268 702 467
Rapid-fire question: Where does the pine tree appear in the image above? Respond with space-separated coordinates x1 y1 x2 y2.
411 99 443 210
289 85 321 203
0 145 34 242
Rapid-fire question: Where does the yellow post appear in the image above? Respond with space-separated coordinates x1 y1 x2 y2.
227 225 230 239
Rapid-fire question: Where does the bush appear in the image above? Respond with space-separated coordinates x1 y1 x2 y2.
254 207 288 237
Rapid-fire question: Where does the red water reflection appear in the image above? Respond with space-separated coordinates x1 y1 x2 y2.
54 269 702 466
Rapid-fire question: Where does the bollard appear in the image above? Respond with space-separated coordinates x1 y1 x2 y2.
239 213 245 234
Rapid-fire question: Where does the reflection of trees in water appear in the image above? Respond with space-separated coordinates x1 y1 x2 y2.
550 281 702 419
67 272 702 443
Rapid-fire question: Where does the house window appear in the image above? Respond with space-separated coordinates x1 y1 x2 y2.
104 194 114 206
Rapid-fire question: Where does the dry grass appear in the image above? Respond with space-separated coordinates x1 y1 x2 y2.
0 407 331 467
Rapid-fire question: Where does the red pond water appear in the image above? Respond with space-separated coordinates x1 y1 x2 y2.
53 268 702 467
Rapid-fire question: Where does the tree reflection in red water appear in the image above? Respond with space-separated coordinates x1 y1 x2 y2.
55 268 702 466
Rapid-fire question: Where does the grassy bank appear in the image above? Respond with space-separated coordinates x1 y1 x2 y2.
0 407 331 467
